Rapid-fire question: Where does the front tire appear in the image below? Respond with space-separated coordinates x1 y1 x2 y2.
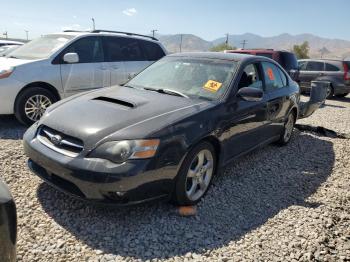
276 112 295 146
173 142 217 206
14 87 57 125
335 93 349 98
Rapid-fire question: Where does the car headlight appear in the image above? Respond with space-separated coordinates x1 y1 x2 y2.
89 139 160 163
0 67 15 79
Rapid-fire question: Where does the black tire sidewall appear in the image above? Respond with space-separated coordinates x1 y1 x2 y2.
15 87 57 125
173 141 217 206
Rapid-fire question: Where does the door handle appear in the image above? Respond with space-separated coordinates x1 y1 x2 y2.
112 65 119 69
99 66 108 70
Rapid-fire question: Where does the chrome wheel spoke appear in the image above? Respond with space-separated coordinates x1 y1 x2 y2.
185 149 214 201
187 180 198 198
24 94 52 122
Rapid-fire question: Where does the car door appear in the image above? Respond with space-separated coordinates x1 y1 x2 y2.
59 36 110 97
121 38 152 81
102 36 128 86
299 61 325 89
261 62 291 137
222 62 269 162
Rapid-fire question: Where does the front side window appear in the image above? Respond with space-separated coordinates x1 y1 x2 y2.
238 63 263 90
7 34 74 60
261 62 285 91
306 61 324 71
62 36 103 63
127 57 237 100
298 61 307 70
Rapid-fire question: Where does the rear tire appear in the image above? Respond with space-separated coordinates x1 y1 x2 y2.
14 87 57 126
326 85 334 99
276 112 295 146
173 142 217 206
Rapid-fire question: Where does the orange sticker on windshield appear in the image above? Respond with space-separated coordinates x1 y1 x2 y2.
267 68 275 80
204 80 222 92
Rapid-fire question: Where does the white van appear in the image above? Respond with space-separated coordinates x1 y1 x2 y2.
0 30 167 124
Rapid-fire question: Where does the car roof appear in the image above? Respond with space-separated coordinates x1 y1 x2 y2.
226 49 292 54
168 52 258 62
50 30 159 43
298 58 344 62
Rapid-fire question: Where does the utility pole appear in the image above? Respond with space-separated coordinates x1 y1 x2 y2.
179 34 183 53
3 31 8 39
91 18 96 31
24 30 29 40
241 39 248 49
225 33 229 45
151 29 158 38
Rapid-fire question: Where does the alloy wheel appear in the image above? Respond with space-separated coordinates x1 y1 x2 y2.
185 149 214 201
24 95 52 122
283 113 294 142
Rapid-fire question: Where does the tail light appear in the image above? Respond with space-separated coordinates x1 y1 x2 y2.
343 62 350 80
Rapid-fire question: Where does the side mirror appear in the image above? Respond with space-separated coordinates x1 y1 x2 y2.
63 52 79 64
237 87 264 102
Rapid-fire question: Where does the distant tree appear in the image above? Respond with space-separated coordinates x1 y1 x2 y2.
293 41 310 59
210 42 236 52
319 47 330 58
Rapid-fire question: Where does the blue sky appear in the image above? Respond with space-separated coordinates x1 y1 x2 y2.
1 0 349 41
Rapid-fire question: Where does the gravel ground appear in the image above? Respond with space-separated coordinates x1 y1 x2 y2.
0 95 350 262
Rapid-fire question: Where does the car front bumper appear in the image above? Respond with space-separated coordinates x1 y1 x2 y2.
23 130 179 206
0 78 24 114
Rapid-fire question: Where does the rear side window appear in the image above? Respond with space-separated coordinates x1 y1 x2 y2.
262 62 286 91
325 63 340 71
140 40 165 61
306 61 324 71
62 36 103 63
279 52 298 71
103 37 146 62
120 38 146 61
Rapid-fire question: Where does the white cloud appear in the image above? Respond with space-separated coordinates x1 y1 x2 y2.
122 8 137 16
61 24 82 31
73 15 78 19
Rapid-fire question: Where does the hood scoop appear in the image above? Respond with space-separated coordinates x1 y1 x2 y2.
93 97 135 108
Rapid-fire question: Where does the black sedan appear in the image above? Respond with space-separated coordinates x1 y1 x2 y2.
0 179 17 262
24 52 301 206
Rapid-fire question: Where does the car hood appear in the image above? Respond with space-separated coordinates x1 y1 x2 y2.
40 86 211 149
0 57 34 69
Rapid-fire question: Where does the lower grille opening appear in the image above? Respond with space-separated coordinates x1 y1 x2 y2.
30 160 85 198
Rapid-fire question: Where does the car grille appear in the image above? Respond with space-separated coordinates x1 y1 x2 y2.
37 126 84 157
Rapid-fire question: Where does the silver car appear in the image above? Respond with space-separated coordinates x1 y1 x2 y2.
298 59 350 98
0 30 167 124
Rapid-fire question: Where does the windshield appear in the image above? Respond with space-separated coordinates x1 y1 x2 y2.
127 57 237 100
6 34 74 60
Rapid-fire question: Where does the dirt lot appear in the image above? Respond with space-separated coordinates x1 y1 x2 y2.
0 96 350 262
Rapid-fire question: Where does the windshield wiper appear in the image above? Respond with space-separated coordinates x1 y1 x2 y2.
143 87 189 98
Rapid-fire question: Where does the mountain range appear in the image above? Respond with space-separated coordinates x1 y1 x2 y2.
158 33 350 59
